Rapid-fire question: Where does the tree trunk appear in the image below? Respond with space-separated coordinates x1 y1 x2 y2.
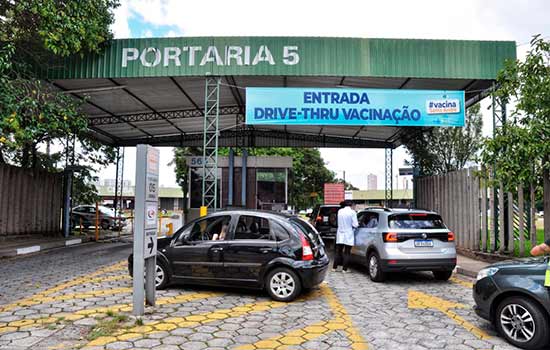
21 143 30 168
544 155 550 241
31 144 37 169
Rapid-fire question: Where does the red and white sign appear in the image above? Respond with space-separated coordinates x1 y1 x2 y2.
324 183 345 205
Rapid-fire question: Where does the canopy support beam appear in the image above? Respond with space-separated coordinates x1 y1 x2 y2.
201 77 221 209
385 148 393 207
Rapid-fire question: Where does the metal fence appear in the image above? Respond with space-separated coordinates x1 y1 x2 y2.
416 167 538 256
0 164 63 236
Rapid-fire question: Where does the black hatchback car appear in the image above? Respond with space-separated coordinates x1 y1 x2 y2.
129 210 329 302
473 257 550 350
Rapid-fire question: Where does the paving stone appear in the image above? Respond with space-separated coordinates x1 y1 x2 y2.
178 341 207 350
105 341 133 350
133 338 161 348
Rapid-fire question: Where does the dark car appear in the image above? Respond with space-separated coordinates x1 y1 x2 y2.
129 210 329 302
310 204 340 240
473 257 550 349
71 205 127 230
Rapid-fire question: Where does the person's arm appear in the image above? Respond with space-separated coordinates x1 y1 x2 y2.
530 239 550 256
351 210 359 229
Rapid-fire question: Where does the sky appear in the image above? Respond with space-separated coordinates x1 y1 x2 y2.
99 0 550 190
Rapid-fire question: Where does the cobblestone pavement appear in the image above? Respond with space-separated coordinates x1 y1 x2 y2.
0 243 519 350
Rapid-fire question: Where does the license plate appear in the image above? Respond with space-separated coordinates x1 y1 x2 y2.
414 240 434 247
323 216 328 223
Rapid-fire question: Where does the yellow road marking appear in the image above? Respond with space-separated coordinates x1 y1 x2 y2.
0 291 223 333
0 261 126 313
450 276 474 289
235 284 368 350
408 289 490 340
86 290 323 347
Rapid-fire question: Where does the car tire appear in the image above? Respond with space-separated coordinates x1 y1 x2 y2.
154 261 169 290
101 220 110 230
433 270 453 281
367 252 386 282
266 267 301 302
495 296 549 350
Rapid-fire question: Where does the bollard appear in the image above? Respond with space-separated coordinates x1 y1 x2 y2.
166 222 173 236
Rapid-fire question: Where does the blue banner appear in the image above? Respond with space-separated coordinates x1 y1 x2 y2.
245 88 465 127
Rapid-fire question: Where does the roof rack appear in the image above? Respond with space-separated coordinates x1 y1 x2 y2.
363 206 392 212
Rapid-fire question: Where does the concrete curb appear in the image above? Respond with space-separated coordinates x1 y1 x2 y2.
0 237 92 258
456 266 479 279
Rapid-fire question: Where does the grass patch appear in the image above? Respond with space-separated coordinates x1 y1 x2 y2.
135 318 143 326
87 313 129 341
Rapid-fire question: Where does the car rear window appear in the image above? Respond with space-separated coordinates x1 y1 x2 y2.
388 213 446 229
316 206 339 227
290 218 323 248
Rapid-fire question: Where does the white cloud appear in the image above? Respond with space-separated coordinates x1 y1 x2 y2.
142 29 154 38
111 0 131 39
165 29 181 37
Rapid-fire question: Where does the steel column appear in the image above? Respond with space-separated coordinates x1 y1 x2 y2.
242 149 248 207
228 148 234 207
201 77 221 209
385 148 393 207
492 89 508 248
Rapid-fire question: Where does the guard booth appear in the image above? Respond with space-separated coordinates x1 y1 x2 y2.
187 155 292 220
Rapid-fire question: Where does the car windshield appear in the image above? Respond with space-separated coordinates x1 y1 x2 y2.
388 213 446 229
99 206 115 215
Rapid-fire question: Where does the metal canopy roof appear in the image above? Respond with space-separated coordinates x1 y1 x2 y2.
44 37 516 148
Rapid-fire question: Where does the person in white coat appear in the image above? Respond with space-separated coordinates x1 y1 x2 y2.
333 200 358 273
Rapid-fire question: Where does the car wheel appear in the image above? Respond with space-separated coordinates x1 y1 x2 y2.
496 296 549 350
367 252 386 282
433 270 453 281
101 220 110 230
266 268 301 302
154 262 169 290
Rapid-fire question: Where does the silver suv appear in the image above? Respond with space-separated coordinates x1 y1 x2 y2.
351 208 456 282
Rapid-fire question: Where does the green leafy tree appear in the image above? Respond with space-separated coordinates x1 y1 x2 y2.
334 178 359 191
480 35 550 238
404 103 483 175
0 0 119 202
170 147 202 216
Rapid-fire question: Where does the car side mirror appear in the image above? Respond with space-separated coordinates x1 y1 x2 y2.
173 234 189 246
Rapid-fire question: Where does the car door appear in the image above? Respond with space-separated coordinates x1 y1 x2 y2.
352 211 379 257
222 215 280 285
167 215 232 281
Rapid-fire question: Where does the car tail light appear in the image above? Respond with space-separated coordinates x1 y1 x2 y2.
383 232 398 242
299 233 314 261
316 216 322 222
448 232 455 242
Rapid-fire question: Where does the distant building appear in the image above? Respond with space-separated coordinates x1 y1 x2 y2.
367 174 378 190
349 189 413 209
97 185 185 211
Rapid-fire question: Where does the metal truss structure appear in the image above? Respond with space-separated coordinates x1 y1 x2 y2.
202 78 221 209
113 147 125 218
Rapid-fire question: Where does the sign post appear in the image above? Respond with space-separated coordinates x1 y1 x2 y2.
133 144 159 315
